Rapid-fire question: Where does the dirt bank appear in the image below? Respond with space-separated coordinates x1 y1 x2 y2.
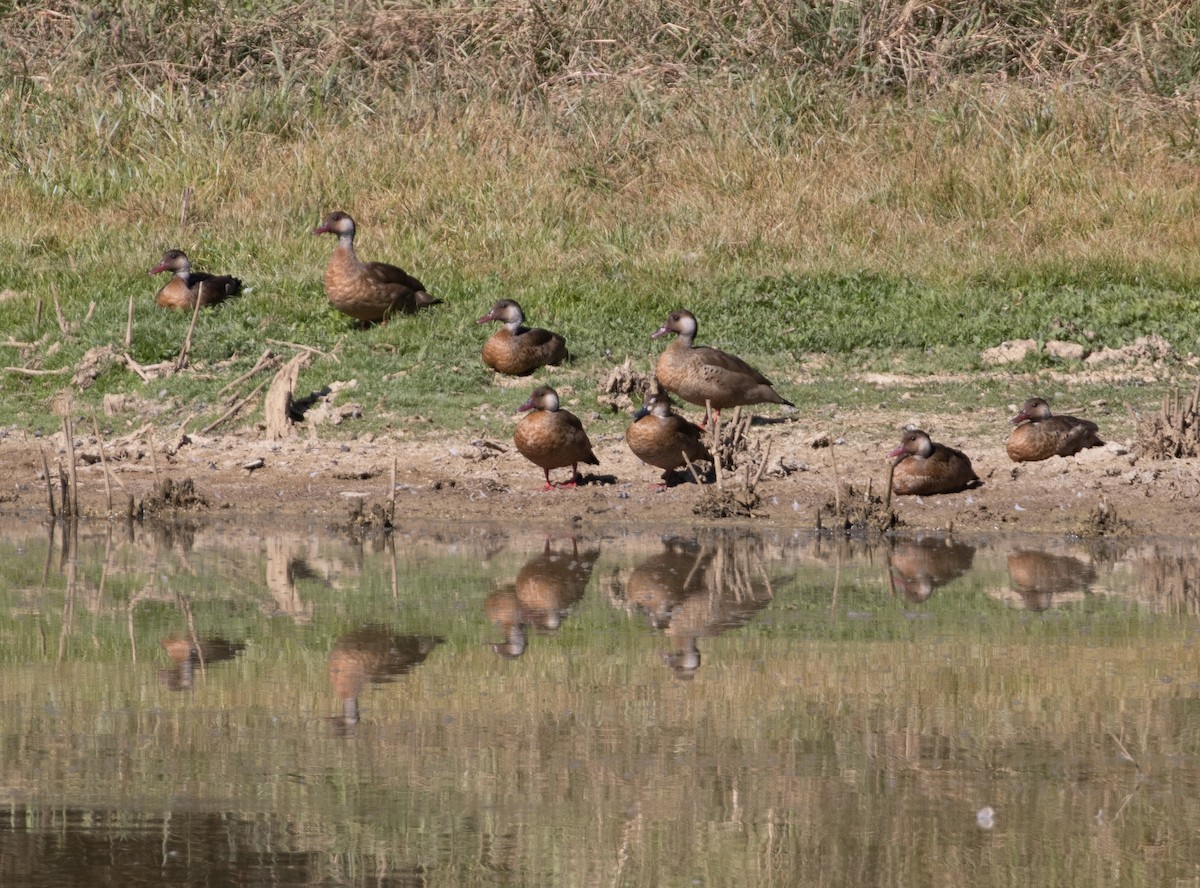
2 399 1195 538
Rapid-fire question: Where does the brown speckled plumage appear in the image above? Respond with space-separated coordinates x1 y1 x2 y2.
312 211 441 324
148 250 242 310
1007 397 1103 462
626 391 712 487
478 299 568 375
889 429 980 496
652 309 791 416
514 385 599 490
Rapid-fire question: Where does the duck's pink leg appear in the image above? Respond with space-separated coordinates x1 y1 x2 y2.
555 463 581 489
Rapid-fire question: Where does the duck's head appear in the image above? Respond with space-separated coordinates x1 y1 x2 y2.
635 390 675 421
652 309 698 341
312 210 356 239
1012 397 1051 424
478 299 525 326
148 249 191 276
518 385 560 413
889 428 934 460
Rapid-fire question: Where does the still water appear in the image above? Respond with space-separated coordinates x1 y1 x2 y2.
1 516 1199 887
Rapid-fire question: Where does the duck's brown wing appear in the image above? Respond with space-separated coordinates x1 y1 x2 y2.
516 327 569 365
364 261 441 312
667 415 712 463
931 443 980 485
690 344 775 386
192 272 242 306
1054 416 1104 455
558 411 600 465
364 260 426 293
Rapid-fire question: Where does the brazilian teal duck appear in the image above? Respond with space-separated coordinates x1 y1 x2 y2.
1007 397 1103 462
626 391 712 488
478 299 568 375
514 385 599 490
148 250 241 310
652 309 792 420
889 429 980 496
328 628 442 729
312 211 440 324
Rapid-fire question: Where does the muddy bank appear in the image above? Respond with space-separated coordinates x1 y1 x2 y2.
1 405 1195 538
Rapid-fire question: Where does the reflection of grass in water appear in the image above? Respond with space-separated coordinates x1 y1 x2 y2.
0 524 1198 882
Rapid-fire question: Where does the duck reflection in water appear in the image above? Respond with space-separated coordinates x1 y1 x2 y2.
328 628 442 734
485 537 601 658
887 536 976 604
608 534 773 680
1005 549 1098 611
158 635 245 691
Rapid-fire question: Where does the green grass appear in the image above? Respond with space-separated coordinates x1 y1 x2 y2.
4 1 1200 436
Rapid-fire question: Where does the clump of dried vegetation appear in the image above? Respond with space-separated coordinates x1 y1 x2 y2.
691 408 771 519
1075 498 1133 537
143 477 208 514
1133 382 1200 459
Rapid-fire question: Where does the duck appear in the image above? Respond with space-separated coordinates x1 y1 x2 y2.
328 628 442 730
1007 397 1103 462
626 390 712 488
148 250 242 310
485 538 600 657
477 299 569 375
651 309 792 420
312 210 441 324
514 385 599 490
888 429 981 496
158 635 245 691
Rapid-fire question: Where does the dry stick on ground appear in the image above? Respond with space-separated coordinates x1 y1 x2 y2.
38 446 56 520
51 286 70 335
92 418 114 515
200 379 269 435
828 438 842 517
175 292 204 371
58 464 70 519
34 298 43 331
265 338 341 362
63 415 80 518
83 301 96 324
148 437 161 485
217 348 276 397
125 294 134 348
2 367 69 376
389 456 397 522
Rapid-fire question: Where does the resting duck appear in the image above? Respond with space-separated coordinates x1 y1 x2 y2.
626 391 712 488
148 250 242 310
514 385 599 490
312 210 441 324
1007 397 1103 462
889 429 981 496
652 309 792 420
477 299 568 375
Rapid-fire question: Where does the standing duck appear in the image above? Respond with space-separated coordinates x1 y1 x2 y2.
148 249 242 310
477 299 569 375
626 391 712 488
312 210 441 324
651 309 792 420
889 429 980 496
1007 397 1103 462
328 628 442 730
514 385 599 490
